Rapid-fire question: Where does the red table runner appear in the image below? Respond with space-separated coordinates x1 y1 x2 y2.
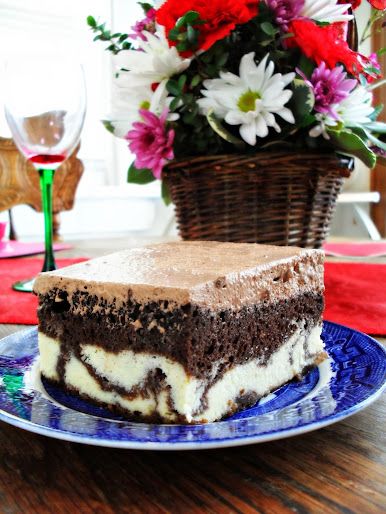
324 262 386 335
1 258 386 335
0 258 87 325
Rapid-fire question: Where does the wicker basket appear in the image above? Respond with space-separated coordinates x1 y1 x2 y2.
163 151 353 248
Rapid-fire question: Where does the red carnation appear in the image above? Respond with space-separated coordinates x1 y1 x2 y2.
338 0 361 9
368 0 386 9
287 19 376 78
156 0 258 55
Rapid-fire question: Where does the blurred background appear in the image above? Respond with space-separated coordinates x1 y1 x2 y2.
0 0 383 242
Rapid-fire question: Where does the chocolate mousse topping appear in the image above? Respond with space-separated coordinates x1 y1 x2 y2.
33 241 324 309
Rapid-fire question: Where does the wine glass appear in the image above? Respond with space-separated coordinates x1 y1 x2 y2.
4 59 86 292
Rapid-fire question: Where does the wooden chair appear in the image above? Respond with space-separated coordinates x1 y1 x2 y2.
0 137 84 240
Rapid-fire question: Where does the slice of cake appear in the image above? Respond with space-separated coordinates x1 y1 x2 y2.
34 241 326 424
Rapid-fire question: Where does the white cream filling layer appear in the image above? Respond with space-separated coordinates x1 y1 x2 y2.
38 323 324 423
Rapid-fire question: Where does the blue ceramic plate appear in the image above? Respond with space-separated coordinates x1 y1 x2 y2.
0 322 385 450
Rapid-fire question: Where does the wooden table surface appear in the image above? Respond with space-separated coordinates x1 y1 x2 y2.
0 238 385 514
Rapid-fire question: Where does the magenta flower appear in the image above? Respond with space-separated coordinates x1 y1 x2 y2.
266 0 304 32
298 62 357 119
369 52 381 74
126 109 175 179
129 8 156 41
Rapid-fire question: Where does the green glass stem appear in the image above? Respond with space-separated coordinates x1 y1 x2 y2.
38 168 56 272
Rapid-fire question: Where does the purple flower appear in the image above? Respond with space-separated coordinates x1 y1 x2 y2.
129 8 156 41
126 109 175 179
371 145 386 158
369 52 381 73
266 0 304 32
297 62 357 119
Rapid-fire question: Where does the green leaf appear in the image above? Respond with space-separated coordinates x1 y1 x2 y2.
175 14 188 30
298 113 316 129
350 126 368 142
178 74 187 92
327 129 376 169
138 2 153 14
297 55 314 79
261 22 276 37
161 181 172 206
190 74 201 88
127 163 156 184
169 27 180 41
182 92 194 104
101 120 115 134
87 15 97 28
166 79 181 97
259 39 273 47
177 10 200 27
176 41 190 53
217 52 229 68
365 66 381 75
169 97 181 111
288 79 315 123
207 110 245 148
187 24 198 45
183 111 197 124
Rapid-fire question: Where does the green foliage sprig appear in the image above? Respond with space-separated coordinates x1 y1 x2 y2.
168 11 206 54
87 16 132 54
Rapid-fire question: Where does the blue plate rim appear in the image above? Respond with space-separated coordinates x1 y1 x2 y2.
0 321 385 450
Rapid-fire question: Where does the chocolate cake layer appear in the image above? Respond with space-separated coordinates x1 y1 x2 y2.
38 290 323 379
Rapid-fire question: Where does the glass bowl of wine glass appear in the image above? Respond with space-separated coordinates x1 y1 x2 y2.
4 59 86 292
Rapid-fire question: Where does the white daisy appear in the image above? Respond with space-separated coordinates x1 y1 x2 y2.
309 114 338 139
106 80 178 138
198 52 295 145
114 31 191 90
310 85 374 138
338 86 374 126
301 0 353 24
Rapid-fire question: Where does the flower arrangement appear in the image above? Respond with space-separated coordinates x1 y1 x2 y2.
88 0 386 203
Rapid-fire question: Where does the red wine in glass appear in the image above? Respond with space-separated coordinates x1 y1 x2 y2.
29 154 66 167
